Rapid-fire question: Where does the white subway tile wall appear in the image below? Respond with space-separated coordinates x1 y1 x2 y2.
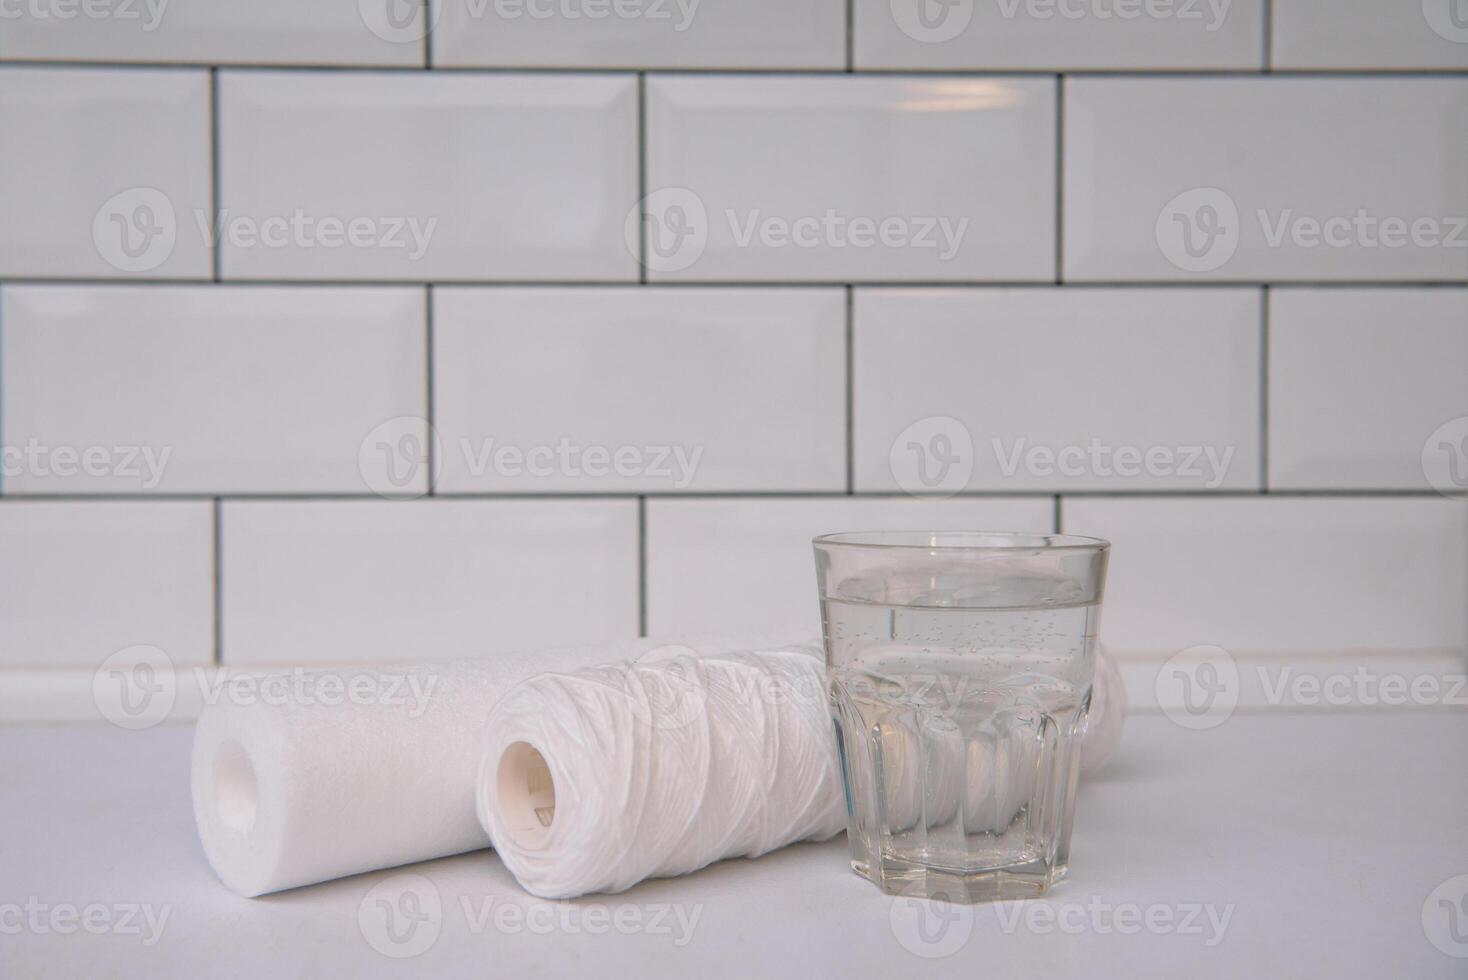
853 0 1266 70
217 71 639 281
1271 0 1468 70
0 1 424 66
433 287 846 493
852 288 1262 492
644 75 1057 281
430 0 847 69
221 499 639 664
1 5 1464 719
0 66 212 279
1268 288 1468 491
0 501 213 668
1063 496 1467 656
1063 77 1468 282
2 285 427 494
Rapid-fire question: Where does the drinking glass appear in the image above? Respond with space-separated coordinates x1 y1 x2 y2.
813 531 1109 903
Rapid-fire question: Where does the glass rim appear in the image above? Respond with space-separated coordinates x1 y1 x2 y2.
812 530 1110 553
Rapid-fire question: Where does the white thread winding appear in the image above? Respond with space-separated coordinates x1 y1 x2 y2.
477 646 846 899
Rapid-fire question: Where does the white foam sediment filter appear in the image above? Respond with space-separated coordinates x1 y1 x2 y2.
191 630 811 897
479 644 1127 899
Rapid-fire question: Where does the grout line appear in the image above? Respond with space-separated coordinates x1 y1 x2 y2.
2 61 1466 78
845 0 855 72
0 291 4 496
1262 0 1273 72
6 278 1468 290
1054 74 1065 284
1260 285 1271 492
637 496 648 637
208 68 221 282
422 0 433 69
845 286 855 494
425 285 437 496
1053 495 1063 534
211 497 222 666
0 489 1457 504
637 73 648 285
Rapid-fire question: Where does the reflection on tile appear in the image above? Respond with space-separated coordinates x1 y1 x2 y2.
645 75 1056 281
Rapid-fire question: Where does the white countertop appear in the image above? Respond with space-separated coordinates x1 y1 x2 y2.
3 712 1466 978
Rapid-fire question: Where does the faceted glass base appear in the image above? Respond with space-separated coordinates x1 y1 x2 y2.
854 854 1069 904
